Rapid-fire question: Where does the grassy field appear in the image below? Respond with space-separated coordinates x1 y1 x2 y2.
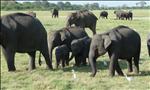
1 9 150 90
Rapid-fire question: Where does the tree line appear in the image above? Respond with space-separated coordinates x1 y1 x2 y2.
1 1 150 11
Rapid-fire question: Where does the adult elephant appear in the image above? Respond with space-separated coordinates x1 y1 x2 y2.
114 10 133 20
27 11 36 17
99 11 108 19
66 10 98 35
147 33 150 56
114 10 126 20
48 27 88 63
52 8 59 18
126 11 133 20
89 25 141 77
0 13 53 71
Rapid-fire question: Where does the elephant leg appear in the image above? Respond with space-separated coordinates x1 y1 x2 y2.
127 58 133 73
28 51 36 70
56 55 61 69
3 48 16 71
109 54 118 77
40 47 53 70
148 45 150 56
133 56 139 74
74 56 80 66
62 59 65 68
115 60 124 76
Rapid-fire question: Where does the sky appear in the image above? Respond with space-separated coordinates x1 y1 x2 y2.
17 1 150 7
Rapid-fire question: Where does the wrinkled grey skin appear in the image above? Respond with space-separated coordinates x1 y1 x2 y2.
89 25 141 77
99 11 108 19
52 8 59 18
48 27 88 63
27 11 36 17
147 33 150 56
55 45 70 68
0 13 53 71
66 10 98 35
70 36 91 66
114 10 133 20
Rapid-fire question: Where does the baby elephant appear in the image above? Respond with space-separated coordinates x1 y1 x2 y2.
147 33 150 56
55 45 70 68
70 36 91 66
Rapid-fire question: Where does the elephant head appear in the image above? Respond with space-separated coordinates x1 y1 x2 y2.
66 12 81 27
89 34 111 77
48 30 69 62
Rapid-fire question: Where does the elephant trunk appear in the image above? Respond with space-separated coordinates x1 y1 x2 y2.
48 43 54 64
89 51 97 77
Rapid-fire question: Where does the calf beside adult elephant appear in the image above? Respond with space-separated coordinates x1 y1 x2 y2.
147 33 150 56
114 10 133 20
55 45 70 68
66 10 98 35
89 25 141 77
0 13 53 71
48 27 88 63
70 36 91 66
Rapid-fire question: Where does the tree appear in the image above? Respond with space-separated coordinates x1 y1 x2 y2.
57 2 64 10
136 1 147 8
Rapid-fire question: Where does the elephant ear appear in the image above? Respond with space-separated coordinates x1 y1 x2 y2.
103 35 112 49
60 31 67 42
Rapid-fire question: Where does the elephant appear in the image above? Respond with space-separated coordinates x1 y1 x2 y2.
70 36 91 66
114 10 133 20
66 10 98 35
27 11 36 17
52 8 59 18
0 13 53 71
48 27 88 64
147 33 150 56
55 44 70 68
99 11 108 19
89 25 141 77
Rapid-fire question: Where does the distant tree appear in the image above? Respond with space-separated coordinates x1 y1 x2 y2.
136 1 147 8
57 2 64 10
90 3 99 10
122 4 128 9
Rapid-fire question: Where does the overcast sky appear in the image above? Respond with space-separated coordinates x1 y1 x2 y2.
17 1 150 7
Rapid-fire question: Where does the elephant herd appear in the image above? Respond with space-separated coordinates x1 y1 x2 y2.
100 10 133 20
1 10 150 78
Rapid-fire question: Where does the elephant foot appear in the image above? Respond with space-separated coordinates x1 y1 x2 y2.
90 73 95 77
109 73 115 77
8 68 16 71
46 65 53 70
8 66 16 71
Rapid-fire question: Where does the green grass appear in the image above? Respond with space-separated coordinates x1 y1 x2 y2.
1 9 150 90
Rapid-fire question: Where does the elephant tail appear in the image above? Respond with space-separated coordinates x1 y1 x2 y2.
38 52 42 66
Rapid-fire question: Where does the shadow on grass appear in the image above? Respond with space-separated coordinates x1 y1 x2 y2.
62 60 128 73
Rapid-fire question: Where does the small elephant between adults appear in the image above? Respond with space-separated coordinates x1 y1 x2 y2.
55 45 70 68
0 13 53 71
89 25 141 77
70 36 91 66
66 10 98 35
48 27 88 64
